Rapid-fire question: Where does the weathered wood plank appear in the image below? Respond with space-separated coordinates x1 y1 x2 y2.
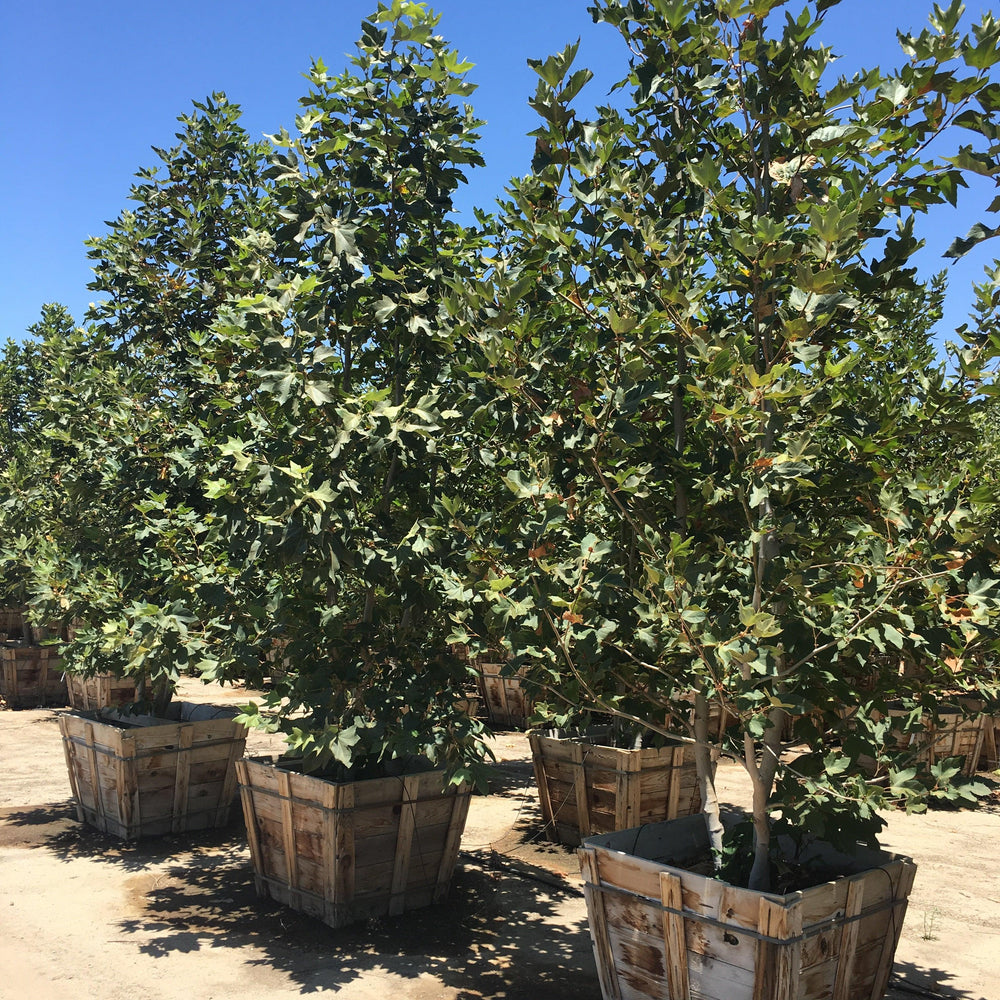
236 760 470 929
659 871 690 1000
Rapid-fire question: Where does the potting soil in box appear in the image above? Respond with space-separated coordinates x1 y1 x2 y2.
59 703 247 839
0 645 66 708
236 758 471 928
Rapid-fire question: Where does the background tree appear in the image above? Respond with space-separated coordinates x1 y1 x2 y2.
0 305 73 610
16 2 496 779
12 95 273 711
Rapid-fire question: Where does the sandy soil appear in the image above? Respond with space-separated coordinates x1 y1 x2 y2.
1 678 998 1000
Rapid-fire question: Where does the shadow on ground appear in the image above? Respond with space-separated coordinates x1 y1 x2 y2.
114 844 597 999
887 962 988 1000
0 762 598 999
0 799 249 873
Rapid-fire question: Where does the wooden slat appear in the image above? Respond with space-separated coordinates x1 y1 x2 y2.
614 744 639 831
170 726 194 833
869 861 916 1000
84 723 104 821
214 729 242 826
580 849 621 1000
666 745 683 820
277 769 302 910
236 761 267 899
435 784 470 901
333 782 355 910
118 735 139 834
571 741 592 837
37 654 49 702
659 871 690 1000
981 717 997 770
832 877 865 1000
388 774 421 915
321 780 339 913
529 734 556 832
59 716 86 823
752 897 801 1000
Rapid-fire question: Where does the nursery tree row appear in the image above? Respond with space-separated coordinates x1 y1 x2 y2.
4 0 1000 890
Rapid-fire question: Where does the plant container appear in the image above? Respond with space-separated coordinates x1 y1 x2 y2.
886 701 987 778
529 729 707 847
236 757 471 929
476 658 534 728
59 702 247 839
0 645 66 708
0 607 27 641
579 814 916 1000
65 673 138 711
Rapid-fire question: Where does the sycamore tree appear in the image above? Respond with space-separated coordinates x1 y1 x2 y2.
200 1 495 776
16 95 274 712
0 305 73 609
20 3 494 776
449 0 1000 889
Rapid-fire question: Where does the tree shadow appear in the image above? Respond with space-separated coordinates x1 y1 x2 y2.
115 844 598 998
0 798 249 874
481 758 537 799
888 961 987 1000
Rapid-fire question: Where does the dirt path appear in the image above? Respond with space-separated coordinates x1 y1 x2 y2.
1 679 998 999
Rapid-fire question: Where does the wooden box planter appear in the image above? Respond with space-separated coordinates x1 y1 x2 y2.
236 757 472 929
476 659 533 729
0 645 66 708
59 703 247 839
0 607 26 641
449 643 532 728
977 716 1000 771
26 620 66 644
886 702 987 778
264 637 292 682
579 814 916 1000
454 693 481 718
65 673 138 711
529 729 705 847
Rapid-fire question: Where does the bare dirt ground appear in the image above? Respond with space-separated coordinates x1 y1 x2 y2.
1 678 998 1000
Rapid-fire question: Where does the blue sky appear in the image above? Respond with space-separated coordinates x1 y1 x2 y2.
2 1 997 345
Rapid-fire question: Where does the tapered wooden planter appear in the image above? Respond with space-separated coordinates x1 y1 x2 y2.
65 673 138 711
236 758 472 929
580 815 916 1000
264 637 292 682
0 646 66 708
477 660 533 728
529 730 705 847
60 703 247 839
887 703 987 778
0 607 26 640
978 716 1000 771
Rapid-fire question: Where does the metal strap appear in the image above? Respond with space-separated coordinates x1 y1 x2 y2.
584 874 906 946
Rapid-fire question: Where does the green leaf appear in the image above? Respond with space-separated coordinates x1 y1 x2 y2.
944 223 1000 259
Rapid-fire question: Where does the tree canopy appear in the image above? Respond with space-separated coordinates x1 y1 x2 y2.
4 0 1000 890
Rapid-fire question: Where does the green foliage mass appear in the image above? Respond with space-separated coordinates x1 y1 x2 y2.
445 0 1000 887
3 0 1000 887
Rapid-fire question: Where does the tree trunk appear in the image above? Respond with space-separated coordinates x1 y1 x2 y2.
693 692 724 861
